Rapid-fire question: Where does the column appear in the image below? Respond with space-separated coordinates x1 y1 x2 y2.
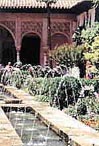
15 15 21 62
16 50 20 62
41 18 48 66
43 47 49 65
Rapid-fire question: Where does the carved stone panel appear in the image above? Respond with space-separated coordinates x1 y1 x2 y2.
51 22 70 35
21 21 42 37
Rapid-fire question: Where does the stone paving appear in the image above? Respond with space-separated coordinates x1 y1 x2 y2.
0 107 23 146
0 85 99 146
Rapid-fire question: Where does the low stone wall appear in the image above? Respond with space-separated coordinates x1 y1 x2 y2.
0 107 23 146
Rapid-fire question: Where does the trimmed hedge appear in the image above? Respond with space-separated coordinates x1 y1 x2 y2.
26 77 99 110
1 67 99 109
27 77 81 106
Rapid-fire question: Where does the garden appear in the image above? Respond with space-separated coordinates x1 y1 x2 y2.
0 22 99 132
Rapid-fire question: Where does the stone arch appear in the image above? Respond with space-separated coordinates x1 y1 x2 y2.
51 32 69 49
21 31 41 41
0 25 16 65
0 23 15 43
21 21 42 39
20 32 41 65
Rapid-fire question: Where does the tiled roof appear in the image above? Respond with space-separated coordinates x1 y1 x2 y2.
0 0 86 9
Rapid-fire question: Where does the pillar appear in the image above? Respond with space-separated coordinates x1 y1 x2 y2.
15 16 21 62
42 18 48 66
16 49 20 62
43 47 49 65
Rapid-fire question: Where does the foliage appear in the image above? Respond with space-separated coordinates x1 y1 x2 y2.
72 26 83 45
77 95 99 115
26 76 81 107
72 22 99 46
84 36 99 64
8 70 24 89
81 78 99 92
49 44 85 68
65 105 77 118
86 96 99 114
92 0 99 6
0 63 63 87
76 99 87 115
73 22 99 65
54 76 81 110
81 22 99 45
34 95 50 102
0 62 99 111
26 77 61 102
65 94 99 124
0 70 11 85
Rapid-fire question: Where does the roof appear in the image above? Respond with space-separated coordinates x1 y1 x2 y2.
0 0 87 9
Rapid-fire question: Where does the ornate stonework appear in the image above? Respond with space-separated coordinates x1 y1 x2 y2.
0 12 76 65
21 21 42 37
0 21 16 38
51 22 70 36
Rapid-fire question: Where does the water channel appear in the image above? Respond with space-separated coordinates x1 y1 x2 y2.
0 86 67 146
4 107 67 146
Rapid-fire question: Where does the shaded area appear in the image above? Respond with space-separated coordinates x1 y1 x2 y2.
20 34 40 65
0 26 16 66
51 33 69 49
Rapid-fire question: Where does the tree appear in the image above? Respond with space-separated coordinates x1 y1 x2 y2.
92 0 99 5
81 22 99 45
49 44 84 66
90 0 99 7
84 36 99 65
49 44 86 77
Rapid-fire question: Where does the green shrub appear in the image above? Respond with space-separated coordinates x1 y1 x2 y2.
7 70 29 89
49 44 84 68
77 99 87 115
27 76 81 105
81 78 99 92
26 77 60 102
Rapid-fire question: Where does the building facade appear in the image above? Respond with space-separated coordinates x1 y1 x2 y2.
0 0 93 66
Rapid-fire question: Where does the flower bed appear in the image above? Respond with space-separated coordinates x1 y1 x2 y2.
65 107 99 131
80 117 99 130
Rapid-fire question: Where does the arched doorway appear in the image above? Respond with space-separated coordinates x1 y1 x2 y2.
51 33 69 49
0 26 16 66
20 33 40 65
